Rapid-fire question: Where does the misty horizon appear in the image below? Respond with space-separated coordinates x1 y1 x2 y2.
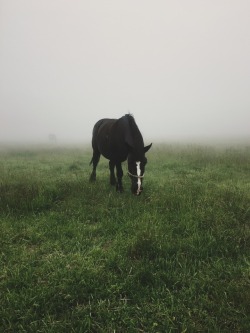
1 1 250 145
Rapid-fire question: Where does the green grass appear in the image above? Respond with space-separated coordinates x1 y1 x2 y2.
0 143 250 332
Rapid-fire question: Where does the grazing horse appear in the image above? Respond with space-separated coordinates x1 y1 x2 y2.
48 134 57 144
89 114 152 195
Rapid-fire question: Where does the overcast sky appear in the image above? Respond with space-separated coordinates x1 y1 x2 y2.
1 0 250 144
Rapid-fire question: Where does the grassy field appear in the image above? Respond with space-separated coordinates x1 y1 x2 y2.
0 143 250 332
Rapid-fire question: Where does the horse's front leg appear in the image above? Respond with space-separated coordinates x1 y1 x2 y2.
109 161 116 186
116 162 124 193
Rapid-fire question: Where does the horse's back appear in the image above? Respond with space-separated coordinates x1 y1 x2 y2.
92 118 116 143
91 117 128 161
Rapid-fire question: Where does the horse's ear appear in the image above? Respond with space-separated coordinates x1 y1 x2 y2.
144 143 152 153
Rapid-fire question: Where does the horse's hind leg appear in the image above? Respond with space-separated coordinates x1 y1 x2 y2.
89 150 100 182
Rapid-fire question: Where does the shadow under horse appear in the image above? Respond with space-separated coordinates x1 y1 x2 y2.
90 114 152 195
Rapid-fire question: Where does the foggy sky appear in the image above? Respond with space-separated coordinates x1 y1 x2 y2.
1 0 250 144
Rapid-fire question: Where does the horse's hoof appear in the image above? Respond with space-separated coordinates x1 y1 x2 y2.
89 175 96 182
116 185 124 193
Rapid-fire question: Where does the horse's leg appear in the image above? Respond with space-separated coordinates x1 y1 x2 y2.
116 162 124 193
109 161 116 186
89 150 100 182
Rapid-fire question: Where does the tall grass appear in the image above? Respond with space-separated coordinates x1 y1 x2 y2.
0 143 249 332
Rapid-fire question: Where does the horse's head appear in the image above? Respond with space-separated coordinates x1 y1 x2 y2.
127 143 152 195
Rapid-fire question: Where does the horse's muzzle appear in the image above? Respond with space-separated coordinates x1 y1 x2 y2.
131 185 143 196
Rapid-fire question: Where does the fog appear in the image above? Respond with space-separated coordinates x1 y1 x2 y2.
1 0 250 144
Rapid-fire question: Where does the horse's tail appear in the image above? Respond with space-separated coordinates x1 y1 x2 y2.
89 157 93 166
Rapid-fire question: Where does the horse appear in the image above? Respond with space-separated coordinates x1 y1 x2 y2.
48 134 57 144
89 114 152 195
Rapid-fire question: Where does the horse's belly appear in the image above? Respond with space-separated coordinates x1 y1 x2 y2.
101 149 127 162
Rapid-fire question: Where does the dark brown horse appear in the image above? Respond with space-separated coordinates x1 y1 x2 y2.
90 114 152 195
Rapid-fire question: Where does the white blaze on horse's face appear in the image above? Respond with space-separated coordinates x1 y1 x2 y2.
136 161 142 195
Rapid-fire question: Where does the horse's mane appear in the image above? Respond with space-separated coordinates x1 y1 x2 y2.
124 113 139 135
123 114 144 152
125 113 136 126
